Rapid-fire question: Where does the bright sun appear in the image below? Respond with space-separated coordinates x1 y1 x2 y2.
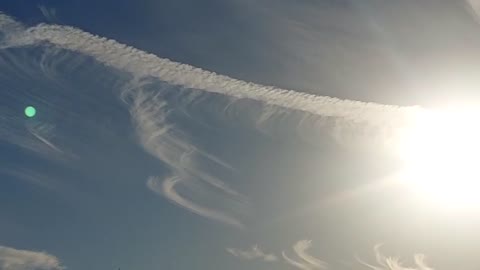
397 107 480 209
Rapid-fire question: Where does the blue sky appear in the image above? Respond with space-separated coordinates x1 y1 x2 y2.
1 1 480 270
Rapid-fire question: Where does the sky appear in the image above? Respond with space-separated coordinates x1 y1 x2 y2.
1 1 480 270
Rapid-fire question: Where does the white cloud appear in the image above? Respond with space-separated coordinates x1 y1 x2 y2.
226 242 433 270
227 240 324 268
0 11 421 228
0 12 419 140
0 245 63 270
131 83 247 228
226 245 277 262
293 240 328 269
147 176 244 229
282 240 327 270
283 251 313 270
466 0 480 18
357 244 433 270
0 12 24 35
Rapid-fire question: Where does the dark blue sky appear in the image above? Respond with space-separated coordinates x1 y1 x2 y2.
1 1 480 270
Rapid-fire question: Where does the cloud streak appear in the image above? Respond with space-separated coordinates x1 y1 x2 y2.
226 242 435 270
38 5 58 23
127 81 248 228
147 175 245 228
293 240 328 269
466 0 480 19
226 245 277 262
0 115 67 162
282 240 327 270
0 245 63 270
0 12 419 129
0 12 419 228
357 244 433 270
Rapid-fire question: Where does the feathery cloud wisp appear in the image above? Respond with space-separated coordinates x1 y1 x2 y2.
227 242 434 270
0 245 63 270
147 176 245 228
129 82 248 228
282 240 327 270
357 244 433 270
38 5 58 23
226 245 277 262
293 240 328 269
466 0 480 19
0 12 418 228
283 251 313 270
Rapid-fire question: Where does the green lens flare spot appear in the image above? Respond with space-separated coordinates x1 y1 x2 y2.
25 106 36 118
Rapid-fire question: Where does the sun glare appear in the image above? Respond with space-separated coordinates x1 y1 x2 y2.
398 107 480 209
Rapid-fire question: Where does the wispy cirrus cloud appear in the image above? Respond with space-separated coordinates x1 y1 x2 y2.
0 111 72 163
227 242 434 270
466 0 480 18
38 5 58 23
1 12 249 229
226 245 277 262
0 245 64 270
0 167 58 191
292 240 328 269
226 240 324 268
283 251 313 270
357 244 433 270
0 12 418 229
282 240 327 270
147 175 245 229
128 81 248 228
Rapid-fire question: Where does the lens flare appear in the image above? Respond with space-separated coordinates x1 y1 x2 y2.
24 106 36 118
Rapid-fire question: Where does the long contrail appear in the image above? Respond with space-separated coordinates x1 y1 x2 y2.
0 12 419 127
